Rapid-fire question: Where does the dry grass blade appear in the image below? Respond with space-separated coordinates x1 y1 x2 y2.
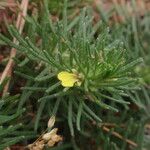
0 0 16 10
0 1 8 10
0 0 29 96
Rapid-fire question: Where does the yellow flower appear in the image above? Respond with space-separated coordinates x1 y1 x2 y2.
57 71 82 87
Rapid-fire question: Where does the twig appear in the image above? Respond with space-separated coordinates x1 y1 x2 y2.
102 126 138 148
92 121 137 147
100 122 126 128
0 0 29 96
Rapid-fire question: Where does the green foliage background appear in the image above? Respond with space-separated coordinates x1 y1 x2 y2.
0 0 150 149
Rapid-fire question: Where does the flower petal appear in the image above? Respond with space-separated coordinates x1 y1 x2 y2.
57 72 75 80
61 78 77 87
57 71 78 87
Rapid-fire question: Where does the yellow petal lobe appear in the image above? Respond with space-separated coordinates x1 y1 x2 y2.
57 71 78 87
